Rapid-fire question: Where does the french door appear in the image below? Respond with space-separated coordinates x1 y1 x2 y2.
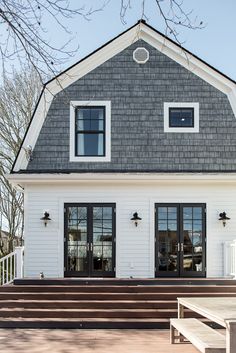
155 203 206 277
64 203 116 277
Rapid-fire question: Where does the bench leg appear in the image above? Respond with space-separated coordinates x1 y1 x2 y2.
225 320 236 353
170 323 175 344
178 303 184 318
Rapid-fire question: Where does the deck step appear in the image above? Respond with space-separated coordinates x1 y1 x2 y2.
0 317 171 329
2 285 236 293
0 300 177 309
0 292 235 301
14 278 236 286
1 279 235 329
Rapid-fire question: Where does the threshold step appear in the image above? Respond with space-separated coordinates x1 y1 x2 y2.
14 278 236 286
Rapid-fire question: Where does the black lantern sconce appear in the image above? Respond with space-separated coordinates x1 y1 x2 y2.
218 212 230 227
131 212 142 227
40 211 51 227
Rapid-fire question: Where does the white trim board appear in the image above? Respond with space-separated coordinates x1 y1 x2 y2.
7 172 236 187
12 21 236 172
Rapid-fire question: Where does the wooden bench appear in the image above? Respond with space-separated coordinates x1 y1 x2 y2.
170 318 226 353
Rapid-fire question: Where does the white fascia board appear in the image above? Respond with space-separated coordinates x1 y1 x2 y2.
141 26 235 94
13 22 236 172
14 88 54 171
228 89 236 117
141 26 236 117
46 26 140 94
7 173 236 186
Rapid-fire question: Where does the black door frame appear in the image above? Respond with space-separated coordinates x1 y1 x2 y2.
64 203 116 278
155 203 206 278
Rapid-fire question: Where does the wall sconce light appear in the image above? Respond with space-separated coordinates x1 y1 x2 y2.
131 212 142 227
218 212 230 227
40 211 51 227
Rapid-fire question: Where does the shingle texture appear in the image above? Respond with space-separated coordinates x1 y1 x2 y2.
26 40 236 172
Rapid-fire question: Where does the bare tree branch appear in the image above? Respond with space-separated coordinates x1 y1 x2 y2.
0 65 41 256
0 0 110 81
119 0 205 44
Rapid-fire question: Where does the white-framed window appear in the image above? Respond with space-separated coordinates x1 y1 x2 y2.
70 101 111 162
164 102 199 133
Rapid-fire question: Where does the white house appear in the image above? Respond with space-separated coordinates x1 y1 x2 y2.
8 20 236 279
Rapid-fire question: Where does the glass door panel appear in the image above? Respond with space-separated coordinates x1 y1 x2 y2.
156 206 179 277
66 206 89 276
92 206 114 275
180 206 204 276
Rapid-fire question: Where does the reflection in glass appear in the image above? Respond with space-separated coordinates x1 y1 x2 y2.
157 207 178 272
92 207 113 273
183 207 203 272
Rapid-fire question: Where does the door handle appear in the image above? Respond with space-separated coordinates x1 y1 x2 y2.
177 243 184 252
87 243 90 252
90 243 93 252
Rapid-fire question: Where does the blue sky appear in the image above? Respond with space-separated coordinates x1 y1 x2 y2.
48 0 236 81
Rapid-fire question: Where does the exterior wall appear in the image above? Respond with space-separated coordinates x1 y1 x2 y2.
26 40 236 173
23 180 236 278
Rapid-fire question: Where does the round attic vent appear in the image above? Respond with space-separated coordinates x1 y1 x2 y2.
133 47 149 64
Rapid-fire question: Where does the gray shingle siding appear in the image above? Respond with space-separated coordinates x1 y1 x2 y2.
26 40 236 172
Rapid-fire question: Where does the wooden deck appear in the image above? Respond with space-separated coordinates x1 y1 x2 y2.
0 329 199 353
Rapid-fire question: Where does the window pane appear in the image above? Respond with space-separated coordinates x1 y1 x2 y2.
76 108 104 132
183 207 193 219
193 207 202 219
169 108 194 128
77 133 104 156
158 207 167 219
77 108 90 120
91 108 104 120
91 119 104 131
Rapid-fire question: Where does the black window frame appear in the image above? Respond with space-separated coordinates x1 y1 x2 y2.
169 107 195 128
75 106 106 157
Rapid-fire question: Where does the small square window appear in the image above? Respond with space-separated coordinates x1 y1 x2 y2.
169 108 194 128
164 103 199 133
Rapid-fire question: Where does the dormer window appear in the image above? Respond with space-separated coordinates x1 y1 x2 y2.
164 102 199 133
70 101 111 162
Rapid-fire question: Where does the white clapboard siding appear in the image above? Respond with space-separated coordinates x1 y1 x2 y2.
23 181 236 278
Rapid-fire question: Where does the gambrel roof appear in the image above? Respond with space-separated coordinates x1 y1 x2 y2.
11 19 236 173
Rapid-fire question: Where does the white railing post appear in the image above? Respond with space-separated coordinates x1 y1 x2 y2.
223 240 236 278
223 241 231 277
233 240 236 279
15 247 24 279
